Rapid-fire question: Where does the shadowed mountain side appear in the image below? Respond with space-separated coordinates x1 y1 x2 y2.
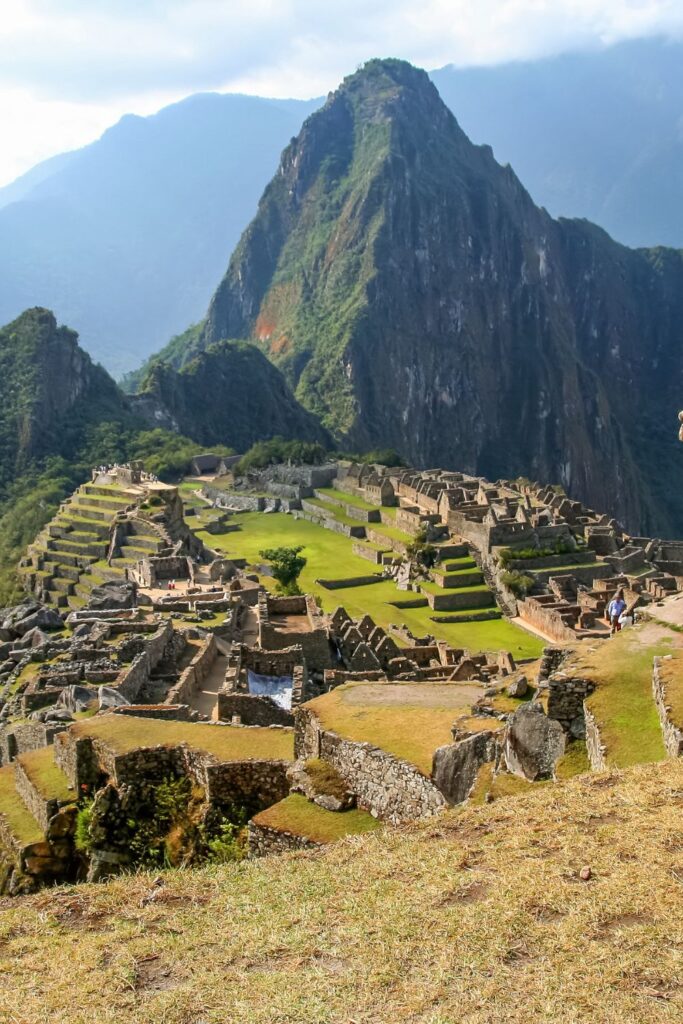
132 341 330 451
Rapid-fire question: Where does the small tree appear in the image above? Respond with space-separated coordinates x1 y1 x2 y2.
260 545 307 595
406 527 438 569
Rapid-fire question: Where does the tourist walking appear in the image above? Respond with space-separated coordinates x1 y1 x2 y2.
607 589 627 634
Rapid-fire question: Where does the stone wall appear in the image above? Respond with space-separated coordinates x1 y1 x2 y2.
295 707 446 824
13 760 74 833
546 672 594 736
317 575 384 590
248 820 321 857
217 692 293 727
0 721 67 766
517 597 579 643
652 657 683 757
203 759 290 811
584 705 607 770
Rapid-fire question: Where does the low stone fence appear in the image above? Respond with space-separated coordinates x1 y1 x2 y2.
316 574 384 590
217 692 293 727
652 657 683 757
547 672 594 735
248 820 320 857
295 707 446 824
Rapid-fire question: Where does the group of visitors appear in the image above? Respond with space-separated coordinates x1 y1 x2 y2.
606 589 634 634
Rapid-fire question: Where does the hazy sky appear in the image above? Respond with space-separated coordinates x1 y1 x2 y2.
1 0 683 186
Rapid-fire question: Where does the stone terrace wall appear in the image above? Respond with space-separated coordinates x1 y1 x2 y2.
203 759 290 811
547 673 594 735
248 820 321 857
217 692 293 727
295 707 446 824
652 657 683 757
517 597 578 643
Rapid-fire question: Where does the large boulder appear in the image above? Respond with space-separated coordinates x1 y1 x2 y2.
505 701 566 781
98 686 130 710
86 580 137 611
12 606 64 636
433 730 500 805
57 685 99 713
506 675 529 698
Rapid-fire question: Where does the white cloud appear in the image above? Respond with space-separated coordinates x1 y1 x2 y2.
1 0 682 185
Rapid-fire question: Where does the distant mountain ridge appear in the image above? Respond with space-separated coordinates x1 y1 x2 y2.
183 58 683 536
1 38 683 374
0 93 319 375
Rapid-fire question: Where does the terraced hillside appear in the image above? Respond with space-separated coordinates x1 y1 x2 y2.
186 503 544 658
19 482 172 609
0 715 295 894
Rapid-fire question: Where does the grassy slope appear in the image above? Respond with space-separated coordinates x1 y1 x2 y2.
197 511 543 658
1 761 682 1023
568 623 677 767
71 718 294 762
252 793 382 843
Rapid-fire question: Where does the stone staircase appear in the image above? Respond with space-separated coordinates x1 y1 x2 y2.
20 483 168 609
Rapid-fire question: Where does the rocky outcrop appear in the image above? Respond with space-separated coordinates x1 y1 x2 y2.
505 702 566 781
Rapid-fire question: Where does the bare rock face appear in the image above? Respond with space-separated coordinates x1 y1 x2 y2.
505 702 566 781
86 581 137 611
433 730 500 805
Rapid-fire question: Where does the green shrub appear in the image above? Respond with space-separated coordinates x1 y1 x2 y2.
236 438 327 475
500 570 535 597
259 545 307 594
74 801 94 853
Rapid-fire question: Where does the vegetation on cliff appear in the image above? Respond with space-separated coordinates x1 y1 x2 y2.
169 58 683 536
133 340 329 451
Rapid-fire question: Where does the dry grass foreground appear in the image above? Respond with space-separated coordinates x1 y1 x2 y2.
1 763 683 1022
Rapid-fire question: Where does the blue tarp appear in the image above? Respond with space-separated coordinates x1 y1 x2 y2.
247 670 293 711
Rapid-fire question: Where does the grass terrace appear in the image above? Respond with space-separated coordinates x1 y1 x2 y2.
70 717 294 763
305 681 484 775
193 510 543 658
252 793 382 844
566 622 678 767
0 765 43 846
17 748 75 804
315 487 377 511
